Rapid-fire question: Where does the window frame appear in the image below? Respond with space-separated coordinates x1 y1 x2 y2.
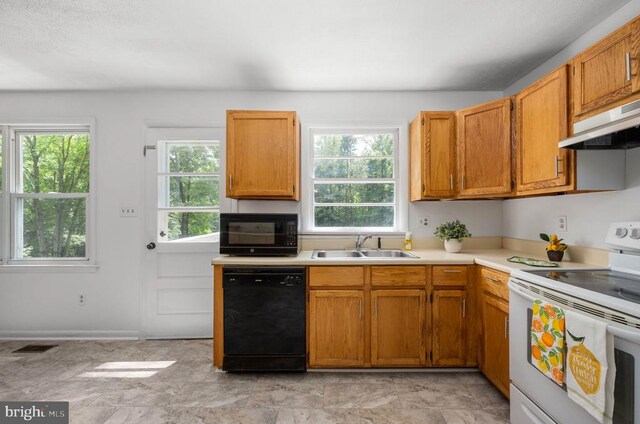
303 123 408 234
0 120 96 267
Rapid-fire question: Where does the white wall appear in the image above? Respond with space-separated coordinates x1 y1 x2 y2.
502 0 640 249
0 90 502 337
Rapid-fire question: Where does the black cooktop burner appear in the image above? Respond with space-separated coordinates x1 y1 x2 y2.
524 269 640 304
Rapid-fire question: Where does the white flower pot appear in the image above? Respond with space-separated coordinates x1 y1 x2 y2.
444 239 463 253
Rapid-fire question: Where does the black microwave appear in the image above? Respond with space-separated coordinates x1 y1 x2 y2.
220 213 300 256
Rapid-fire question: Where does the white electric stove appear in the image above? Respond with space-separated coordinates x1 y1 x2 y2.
509 222 640 424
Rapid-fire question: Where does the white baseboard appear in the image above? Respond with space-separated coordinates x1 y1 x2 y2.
0 330 141 340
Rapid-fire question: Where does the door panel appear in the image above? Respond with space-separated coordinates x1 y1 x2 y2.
371 289 426 366
482 294 510 398
425 112 456 197
516 66 573 193
144 127 227 338
432 290 466 366
457 98 512 197
309 290 365 367
226 111 298 199
573 19 640 118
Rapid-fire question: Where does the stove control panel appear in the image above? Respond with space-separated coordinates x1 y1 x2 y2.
606 222 640 251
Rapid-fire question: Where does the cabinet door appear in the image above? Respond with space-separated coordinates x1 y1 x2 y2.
516 66 574 194
309 290 364 367
457 98 512 197
371 289 426 366
410 112 456 200
432 290 466 366
226 110 299 199
482 295 510 398
573 19 640 118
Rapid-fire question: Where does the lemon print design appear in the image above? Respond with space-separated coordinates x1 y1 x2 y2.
567 330 601 395
531 300 565 386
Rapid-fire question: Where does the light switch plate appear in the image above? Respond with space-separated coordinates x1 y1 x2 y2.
120 204 137 217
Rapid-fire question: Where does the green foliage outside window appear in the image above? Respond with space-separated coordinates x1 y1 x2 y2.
313 133 395 228
20 134 89 258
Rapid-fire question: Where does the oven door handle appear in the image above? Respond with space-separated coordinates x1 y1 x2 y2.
607 325 640 344
510 280 640 343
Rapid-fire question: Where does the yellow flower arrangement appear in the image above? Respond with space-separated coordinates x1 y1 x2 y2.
540 233 567 252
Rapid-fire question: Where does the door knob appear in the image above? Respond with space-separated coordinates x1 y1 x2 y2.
146 242 156 250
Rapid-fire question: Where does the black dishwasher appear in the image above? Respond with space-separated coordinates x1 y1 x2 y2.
223 266 306 372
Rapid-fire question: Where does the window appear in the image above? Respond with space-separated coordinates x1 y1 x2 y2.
307 129 400 232
157 140 220 242
0 124 94 264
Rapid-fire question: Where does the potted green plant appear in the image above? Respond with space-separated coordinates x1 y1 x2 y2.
434 220 472 253
540 233 568 262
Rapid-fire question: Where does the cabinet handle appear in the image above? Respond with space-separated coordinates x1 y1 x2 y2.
443 269 462 273
555 155 559 177
450 174 454 190
229 174 233 189
374 299 378 318
504 316 509 339
359 299 363 319
461 175 465 190
484 275 501 283
422 184 425 194
462 298 466 318
626 52 632 82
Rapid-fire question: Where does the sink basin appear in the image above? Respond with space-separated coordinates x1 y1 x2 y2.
361 250 418 258
312 250 363 258
311 249 418 259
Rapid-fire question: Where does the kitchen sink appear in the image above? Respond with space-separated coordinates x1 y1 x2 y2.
312 250 363 258
361 250 418 258
311 249 418 259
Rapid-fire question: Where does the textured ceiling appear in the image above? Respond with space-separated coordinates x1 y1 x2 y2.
0 0 630 91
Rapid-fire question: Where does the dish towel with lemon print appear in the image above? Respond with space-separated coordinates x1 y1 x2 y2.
531 300 565 385
565 310 616 424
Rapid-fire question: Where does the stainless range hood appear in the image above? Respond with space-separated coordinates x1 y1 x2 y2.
559 99 640 149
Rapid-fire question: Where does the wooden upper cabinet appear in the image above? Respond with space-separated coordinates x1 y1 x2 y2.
573 17 640 119
409 112 457 200
309 290 365 367
226 110 300 200
432 289 466 367
457 98 513 198
371 289 426 366
516 66 574 194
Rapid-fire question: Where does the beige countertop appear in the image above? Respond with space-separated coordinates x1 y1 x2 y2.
212 248 599 274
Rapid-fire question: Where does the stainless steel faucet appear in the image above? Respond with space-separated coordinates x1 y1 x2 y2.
355 234 374 251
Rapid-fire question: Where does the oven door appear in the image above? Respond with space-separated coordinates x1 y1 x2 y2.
509 279 638 424
220 214 295 255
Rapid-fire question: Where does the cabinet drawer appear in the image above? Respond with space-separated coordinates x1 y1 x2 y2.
371 266 427 287
432 266 468 286
309 266 365 288
480 267 509 302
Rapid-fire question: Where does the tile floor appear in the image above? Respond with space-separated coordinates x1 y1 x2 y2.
0 339 509 424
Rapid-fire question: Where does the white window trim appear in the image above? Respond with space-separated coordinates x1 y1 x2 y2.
302 121 408 234
0 118 97 268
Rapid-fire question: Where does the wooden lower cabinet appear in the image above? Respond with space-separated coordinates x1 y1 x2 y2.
482 294 510 398
308 290 365 367
371 289 426 366
432 289 466 367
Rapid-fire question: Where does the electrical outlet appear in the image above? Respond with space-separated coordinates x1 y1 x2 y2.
78 294 86 306
119 204 137 217
418 216 430 227
557 215 568 232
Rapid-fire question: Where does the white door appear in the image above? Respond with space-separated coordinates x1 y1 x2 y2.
143 127 229 338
